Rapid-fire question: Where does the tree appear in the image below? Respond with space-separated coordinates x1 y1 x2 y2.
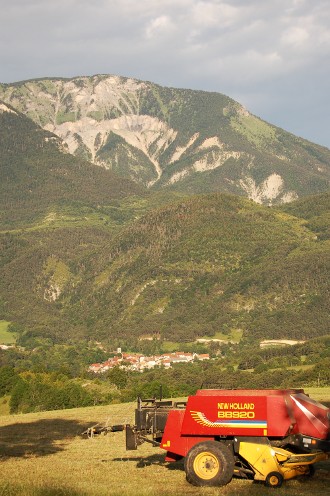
0 366 19 396
106 367 128 389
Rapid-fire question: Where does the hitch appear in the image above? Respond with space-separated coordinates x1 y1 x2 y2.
82 395 186 447
82 423 125 438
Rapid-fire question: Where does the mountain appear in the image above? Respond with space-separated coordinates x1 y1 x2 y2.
0 82 329 350
0 101 183 343
1 189 329 346
66 192 329 344
1 75 329 205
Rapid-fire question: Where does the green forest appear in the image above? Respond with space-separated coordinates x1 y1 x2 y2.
1 191 329 346
1 334 329 414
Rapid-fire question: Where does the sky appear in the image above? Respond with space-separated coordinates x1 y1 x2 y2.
0 0 329 148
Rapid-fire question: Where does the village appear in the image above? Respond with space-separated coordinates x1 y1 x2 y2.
88 349 210 373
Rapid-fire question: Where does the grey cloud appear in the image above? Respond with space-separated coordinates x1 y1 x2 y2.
0 0 329 148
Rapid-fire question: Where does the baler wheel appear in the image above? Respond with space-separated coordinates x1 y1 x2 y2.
298 464 315 482
184 441 234 487
265 471 284 488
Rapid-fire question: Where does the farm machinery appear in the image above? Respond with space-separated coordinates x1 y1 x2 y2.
86 388 330 488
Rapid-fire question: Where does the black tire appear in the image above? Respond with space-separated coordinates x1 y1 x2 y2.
184 441 234 487
298 464 315 482
265 471 284 488
305 464 315 477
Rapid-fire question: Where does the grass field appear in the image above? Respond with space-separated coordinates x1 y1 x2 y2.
0 389 329 496
0 321 16 345
197 329 243 343
161 329 243 352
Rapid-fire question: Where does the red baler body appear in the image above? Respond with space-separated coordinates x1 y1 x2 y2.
160 389 330 459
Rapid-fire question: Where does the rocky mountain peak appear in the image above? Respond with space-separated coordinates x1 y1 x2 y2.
1 75 329 204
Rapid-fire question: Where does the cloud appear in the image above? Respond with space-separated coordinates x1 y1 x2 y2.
145 15 175 39
281 26 310 46
191 1 239 28
0 0 329 147
1 1 328 78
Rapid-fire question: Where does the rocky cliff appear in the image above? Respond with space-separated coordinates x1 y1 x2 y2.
1 74 329 204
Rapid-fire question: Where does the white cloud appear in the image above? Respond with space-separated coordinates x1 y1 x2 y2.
145 15 175 39
191 1 239 28
281 25 309 47
0 0 329 147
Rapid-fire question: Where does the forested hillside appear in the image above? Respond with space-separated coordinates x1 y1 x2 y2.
1 191 329 347
0 101 144 228
64 192 329 344
0 96 329 352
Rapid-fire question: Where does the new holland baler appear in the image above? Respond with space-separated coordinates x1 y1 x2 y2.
89 388 330 488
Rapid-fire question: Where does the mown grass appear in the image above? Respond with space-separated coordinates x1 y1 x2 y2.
0 396 10 416
198 329 243 343
0 321 15 344
161 329 243 352
305 386 330 402
0 390 329 496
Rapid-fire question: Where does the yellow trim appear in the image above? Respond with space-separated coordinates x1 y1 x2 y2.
190 411 267 429
238 441 325 482
193 451 220 480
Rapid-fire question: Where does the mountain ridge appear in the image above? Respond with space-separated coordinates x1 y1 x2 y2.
1 189 328 346
1 74 329 204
